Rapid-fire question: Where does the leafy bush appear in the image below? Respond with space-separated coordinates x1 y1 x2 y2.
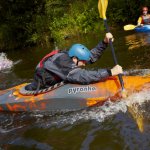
0 0 150 50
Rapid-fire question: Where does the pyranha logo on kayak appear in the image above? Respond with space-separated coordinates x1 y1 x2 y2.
68 86 96 94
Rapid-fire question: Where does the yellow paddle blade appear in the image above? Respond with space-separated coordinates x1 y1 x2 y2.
124 24 137 31
98 0 108 20
128 107 144 133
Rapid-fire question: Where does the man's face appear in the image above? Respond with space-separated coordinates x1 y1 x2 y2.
72 57 87 67
77 60 87 67
143 9 148 15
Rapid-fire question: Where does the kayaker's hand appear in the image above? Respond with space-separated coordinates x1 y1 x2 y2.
140 24 144 27
104 32 114 43
111 65 123 76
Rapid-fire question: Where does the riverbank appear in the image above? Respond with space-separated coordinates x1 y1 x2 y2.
1 0 149 51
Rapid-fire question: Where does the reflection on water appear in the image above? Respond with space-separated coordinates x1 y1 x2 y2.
124 32 150 69
0 30 150 149
125 32 150 50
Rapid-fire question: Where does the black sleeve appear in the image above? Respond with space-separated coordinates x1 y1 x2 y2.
66 68 111 84
90 41 108 63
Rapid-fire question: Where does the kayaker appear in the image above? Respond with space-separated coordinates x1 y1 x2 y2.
26 33 123 91
137 6 150 26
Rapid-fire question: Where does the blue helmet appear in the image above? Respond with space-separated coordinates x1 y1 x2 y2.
68 44 91 61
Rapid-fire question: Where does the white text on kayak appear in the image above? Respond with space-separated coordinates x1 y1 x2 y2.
68 86 96 94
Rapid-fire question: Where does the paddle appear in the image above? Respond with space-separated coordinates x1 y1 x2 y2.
98 0 126 95
124 24 137 31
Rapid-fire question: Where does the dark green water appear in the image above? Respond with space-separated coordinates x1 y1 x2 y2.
0 29 150 150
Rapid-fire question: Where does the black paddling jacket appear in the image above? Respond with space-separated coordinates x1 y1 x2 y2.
36 41 111 85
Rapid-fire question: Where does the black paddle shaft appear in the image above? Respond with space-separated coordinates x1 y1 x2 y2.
104 19 124 90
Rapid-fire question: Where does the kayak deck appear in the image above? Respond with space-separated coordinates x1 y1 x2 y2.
0 76 150 112
135 25 150 32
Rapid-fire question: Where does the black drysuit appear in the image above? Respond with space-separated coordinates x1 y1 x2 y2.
26 41 112 90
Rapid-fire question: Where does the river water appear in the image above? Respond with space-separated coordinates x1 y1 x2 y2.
0 29 150 150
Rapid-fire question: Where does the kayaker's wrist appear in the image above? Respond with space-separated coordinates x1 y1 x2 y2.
103 32 114 44
107 69 112 76
102 40 108 45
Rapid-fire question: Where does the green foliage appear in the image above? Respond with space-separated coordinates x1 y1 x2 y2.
0 0 46 50
46 0 100 43
0 0 150 50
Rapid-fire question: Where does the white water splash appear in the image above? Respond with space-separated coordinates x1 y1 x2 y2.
0 53 13 71
40 90 150 128
126 91 150 107
124 69 150 76
38 101 127 128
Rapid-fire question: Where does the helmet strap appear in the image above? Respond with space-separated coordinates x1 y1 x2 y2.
77 60 79 66
72 57 79 65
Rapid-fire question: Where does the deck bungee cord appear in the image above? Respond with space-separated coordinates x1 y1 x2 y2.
19 81 65 96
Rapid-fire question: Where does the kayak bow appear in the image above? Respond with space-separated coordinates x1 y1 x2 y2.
0 76 150 112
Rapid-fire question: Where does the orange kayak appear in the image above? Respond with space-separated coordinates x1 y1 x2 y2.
0 76 150 112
